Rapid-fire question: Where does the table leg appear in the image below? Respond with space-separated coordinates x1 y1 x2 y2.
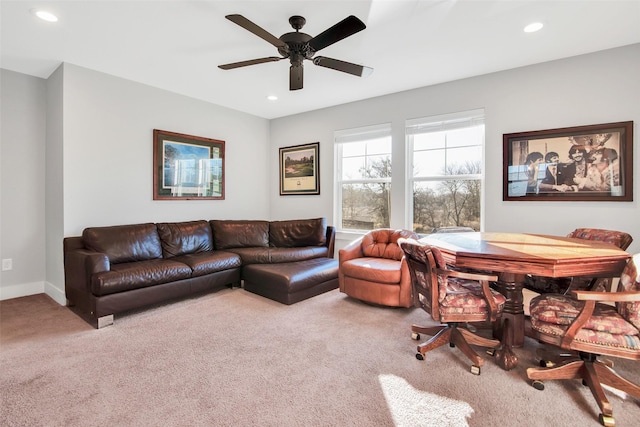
493 273 525 370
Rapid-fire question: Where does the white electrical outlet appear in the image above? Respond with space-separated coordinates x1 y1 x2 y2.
2 259 12 271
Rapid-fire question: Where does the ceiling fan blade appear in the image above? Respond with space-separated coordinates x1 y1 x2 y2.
308 15 366 52
290 65 303 91
313 56 373 77
225 14 286 49
218 57 283 70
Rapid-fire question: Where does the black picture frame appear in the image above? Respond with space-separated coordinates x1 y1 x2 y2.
153 129 225 200
279 142 320 195
503 121 633 201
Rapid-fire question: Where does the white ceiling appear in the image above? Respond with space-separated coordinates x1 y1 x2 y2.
2 1 640 119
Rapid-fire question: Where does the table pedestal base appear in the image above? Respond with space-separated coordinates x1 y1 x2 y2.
493 274 526 370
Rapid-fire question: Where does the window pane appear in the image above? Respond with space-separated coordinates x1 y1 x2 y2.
445 146 483 174
413 149 446 178
342 142 365 157
414 132 445 151
341 183 391 230
365 155 391 178
412 179 481 233
446 126 483 148
366 138 392 155
342 156 365 180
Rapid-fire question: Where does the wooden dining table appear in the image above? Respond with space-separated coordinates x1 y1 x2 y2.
419 232 631 370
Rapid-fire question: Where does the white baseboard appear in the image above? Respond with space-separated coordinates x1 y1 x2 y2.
0 281 66 306
45 281 66 306
0 281 45 301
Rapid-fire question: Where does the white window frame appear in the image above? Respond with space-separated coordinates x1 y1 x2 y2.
405 109 485 232
334 123 392 232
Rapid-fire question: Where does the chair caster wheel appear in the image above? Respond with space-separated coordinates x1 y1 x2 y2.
599 413 615 427
582 379 588 386
470 365 480 375
449 342 455 348
411 332 420 340
531 380 545 390
415 353 424 361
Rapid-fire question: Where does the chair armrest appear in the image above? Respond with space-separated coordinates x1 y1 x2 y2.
339 236 365 264
437 268 498 283
571 290 640 303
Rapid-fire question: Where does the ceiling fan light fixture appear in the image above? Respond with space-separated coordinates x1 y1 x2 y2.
30 9 59 22
524 22 543 33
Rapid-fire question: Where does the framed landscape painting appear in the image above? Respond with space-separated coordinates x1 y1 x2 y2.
153 129 225 200
503 121 633 202
279 142 320 195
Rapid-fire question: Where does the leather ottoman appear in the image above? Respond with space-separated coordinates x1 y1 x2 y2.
242 258 339 304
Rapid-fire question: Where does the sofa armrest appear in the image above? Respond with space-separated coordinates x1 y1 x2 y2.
64 237 110 293
326 226 336 258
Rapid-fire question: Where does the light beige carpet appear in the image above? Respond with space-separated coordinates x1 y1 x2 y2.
1 289 639 426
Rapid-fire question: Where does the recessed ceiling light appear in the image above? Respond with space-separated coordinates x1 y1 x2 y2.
524 22 543 33
266 95 278 101
30 9 59 22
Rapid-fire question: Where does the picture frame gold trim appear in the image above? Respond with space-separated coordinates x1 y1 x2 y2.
279 142 320 195
503 121 633 202
153 129 225 200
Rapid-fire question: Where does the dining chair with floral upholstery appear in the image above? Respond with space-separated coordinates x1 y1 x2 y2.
399 238 506 375
526 253 640 427
525 228 633 295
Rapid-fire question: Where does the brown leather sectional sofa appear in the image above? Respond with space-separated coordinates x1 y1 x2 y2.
64 217 335 328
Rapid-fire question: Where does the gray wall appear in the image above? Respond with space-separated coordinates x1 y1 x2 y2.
1 44 639 303
269 44 640 253
0 70 47 299
1 64 271 303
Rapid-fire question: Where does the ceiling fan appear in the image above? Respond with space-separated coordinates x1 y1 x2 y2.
218 14 373 91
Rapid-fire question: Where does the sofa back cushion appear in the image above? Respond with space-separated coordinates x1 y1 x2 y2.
269 218 327 248
83 223 162 264
156 220 213 258
362 229 418 261
211 220 269 249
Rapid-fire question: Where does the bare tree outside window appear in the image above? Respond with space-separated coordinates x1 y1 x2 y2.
408 111 484 233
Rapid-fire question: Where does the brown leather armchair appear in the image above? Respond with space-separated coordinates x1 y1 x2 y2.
339 228 418 307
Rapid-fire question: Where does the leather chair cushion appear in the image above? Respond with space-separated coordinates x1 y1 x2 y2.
341 257 401 284
210 220 269 249
269 218 327 248
91 259 192 296
361 229 417 260
83 223 162 264
157 220 213 258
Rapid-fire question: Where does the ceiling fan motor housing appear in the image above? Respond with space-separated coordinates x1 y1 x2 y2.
278 32 314 65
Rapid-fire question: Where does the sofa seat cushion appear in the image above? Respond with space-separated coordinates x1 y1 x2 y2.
269 247 329 263
171 251 241 277
91 259 192 296
340 257 401 285
224 247 271 265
